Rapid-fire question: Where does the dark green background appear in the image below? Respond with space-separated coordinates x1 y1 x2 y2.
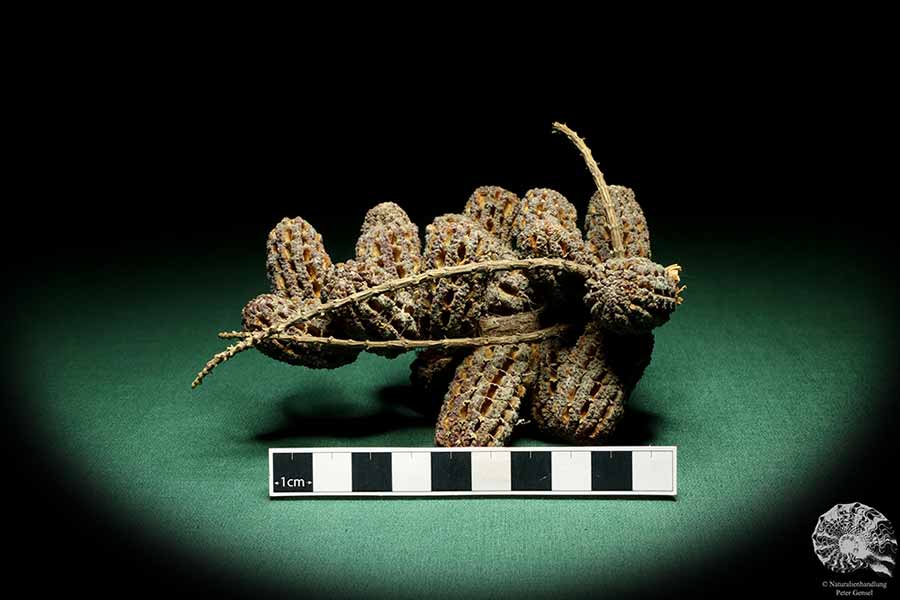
10 216 898 599
8 40 897 597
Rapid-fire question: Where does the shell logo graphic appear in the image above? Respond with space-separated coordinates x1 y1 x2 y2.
812 502 897 576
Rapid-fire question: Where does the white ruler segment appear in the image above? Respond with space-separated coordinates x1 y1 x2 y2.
269 446 676 498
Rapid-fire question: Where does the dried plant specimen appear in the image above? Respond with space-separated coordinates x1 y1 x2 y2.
321 203 423 357
435 342 541 446
266 217 332 301
322 260 420 358
463 186 521 244
511 211 593 266
192 122 686 450
584 257 681 335
355 202 422 280
485 269 533 315
515 188 579 234
531 324 627 443
421 214 512 338
586 185 651 260
242 293 359 369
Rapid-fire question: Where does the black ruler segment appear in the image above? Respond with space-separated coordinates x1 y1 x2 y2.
431 451 472 491
272 452 313 493
269 447 676 497
591 450 633 491
511 451 552 491
351 452 392 492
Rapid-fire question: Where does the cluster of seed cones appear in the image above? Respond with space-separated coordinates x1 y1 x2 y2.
194 123 684 447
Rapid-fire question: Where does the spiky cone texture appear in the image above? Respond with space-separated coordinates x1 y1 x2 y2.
462 188 536 315
462 186 522 244
435 342 541 447
322 203 423 358
585 185 651 260
421 214 530 338
266 217 332 301
531 324 629 443
514 188 579 234
322 260 420 358
506 189 595 312
355 202 423 280
584 257 679 335
241 293 360 368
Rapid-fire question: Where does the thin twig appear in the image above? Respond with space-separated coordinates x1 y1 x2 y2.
552 122 625 258
216 324 571 349
192 257 593 388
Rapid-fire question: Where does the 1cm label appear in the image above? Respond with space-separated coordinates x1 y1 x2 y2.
276 476 310 489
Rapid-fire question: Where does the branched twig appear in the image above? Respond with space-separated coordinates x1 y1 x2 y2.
216 324 571 349
552 122 625 258
192 257 594 388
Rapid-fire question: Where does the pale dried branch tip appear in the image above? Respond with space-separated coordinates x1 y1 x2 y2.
665 264 686 304
192 257 594 388
217 324 572 349
552 122 625 258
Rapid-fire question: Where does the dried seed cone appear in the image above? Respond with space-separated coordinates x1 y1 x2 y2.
241 293 359 369
510 189 596 280
435 342 541 447
584 257 679 335
355 202 422 280
509 200 595 308
515 188 579 234
322 260 420 358
485 270 533 315
531 325 627 443
266 217 332 300
463 186 521 244
585 185 651 260
512 213 594 265
422 214 513 338
321 203 424 358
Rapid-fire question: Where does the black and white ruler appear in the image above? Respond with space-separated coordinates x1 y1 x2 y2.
269 446 676 497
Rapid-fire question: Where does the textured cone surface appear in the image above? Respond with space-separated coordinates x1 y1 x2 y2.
485 270 533 315
463 186 521 244
241 293 359 369
266 217 332 300
359 202 416 232
532 324 627 443
321 203 423 358
509 191 595 303
355 202 422 280
585 185 651 261
462 188 534 313
322 260 420 358
512 213 594 266
422 214 515 338
435 343 541 447
515 188 579 234
585 257 678 335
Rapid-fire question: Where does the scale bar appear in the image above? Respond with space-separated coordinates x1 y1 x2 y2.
269 447 676 497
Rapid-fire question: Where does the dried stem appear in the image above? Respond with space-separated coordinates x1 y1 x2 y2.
216 323 571 349
192 257 594 388
552 122 625 258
